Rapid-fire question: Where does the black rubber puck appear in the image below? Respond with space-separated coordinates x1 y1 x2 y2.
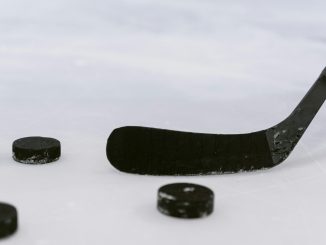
13 137 61 164
0 203 18 239
157 183 214 219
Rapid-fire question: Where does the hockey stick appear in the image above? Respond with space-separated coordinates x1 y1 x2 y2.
107 68 326 175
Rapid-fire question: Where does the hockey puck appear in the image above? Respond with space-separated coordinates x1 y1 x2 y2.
157 183 214 219
13 137 61 164
0 203 18 239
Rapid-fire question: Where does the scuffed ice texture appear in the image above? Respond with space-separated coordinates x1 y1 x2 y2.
0 0 326 244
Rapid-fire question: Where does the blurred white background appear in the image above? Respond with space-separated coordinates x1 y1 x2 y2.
0 0 326 244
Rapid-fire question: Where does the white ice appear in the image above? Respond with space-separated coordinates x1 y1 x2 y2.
0 0 326 244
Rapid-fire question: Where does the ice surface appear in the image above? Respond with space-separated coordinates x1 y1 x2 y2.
0 0 326 244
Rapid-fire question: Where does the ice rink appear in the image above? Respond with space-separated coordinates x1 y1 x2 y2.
0 0 326 244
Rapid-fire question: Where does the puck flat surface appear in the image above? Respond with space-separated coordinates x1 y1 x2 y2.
157 183 214 219
13 137 61 164
0 203 18 239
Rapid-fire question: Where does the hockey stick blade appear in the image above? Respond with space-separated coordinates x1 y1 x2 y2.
107 68 326 175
